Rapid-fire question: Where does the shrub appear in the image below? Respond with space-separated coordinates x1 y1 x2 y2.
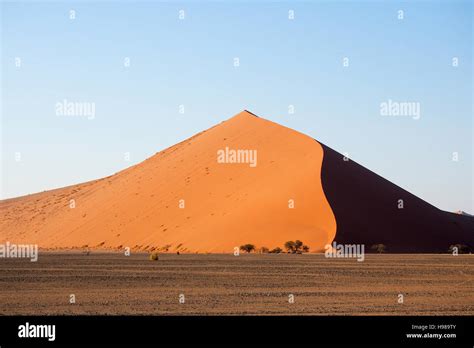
448 244 471 254
259 247 269 254
269 247 282 254
240 244 256 253
370 244 387 254
149 252 159 261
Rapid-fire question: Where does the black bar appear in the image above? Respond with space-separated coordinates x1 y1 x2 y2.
1 316 472 346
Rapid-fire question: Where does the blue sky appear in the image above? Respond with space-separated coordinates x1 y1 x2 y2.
1 0 472 213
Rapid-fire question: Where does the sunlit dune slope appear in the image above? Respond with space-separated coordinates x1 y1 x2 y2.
0 111 336 252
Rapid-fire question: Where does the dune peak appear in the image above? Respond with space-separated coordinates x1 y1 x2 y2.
226 110 261 122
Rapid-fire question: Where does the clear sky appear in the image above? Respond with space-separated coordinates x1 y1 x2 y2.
1 0 472 213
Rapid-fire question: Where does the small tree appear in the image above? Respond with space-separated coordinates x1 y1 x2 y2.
269 247 282 254
285 240 307 253
284 241 296 253
259 246 269 254
294 240 303 251
240 244 256 253
371 244 387 254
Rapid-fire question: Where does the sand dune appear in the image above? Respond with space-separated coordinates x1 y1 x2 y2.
1 110 473 253
0 111 336 252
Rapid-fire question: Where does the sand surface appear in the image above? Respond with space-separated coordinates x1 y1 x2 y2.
0 253 472 315
0 111 335 253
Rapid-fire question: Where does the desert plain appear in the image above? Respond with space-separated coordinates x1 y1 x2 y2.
0 252 472 315
1 112 473 316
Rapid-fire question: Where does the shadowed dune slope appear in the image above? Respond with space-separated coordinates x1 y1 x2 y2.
0 111 336 253
319 143 474 252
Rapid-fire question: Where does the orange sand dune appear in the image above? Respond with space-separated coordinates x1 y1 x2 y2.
0 111 336 253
